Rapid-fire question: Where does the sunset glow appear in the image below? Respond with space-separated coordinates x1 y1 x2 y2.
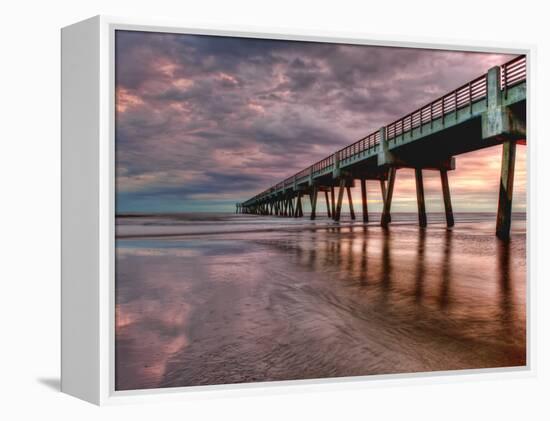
115 31 525 213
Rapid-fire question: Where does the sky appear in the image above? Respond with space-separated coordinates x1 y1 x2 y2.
115 30 526 214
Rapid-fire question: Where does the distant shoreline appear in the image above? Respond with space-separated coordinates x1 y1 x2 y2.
116 211 527 218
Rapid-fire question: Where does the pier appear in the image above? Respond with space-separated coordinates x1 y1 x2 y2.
237 55 526 239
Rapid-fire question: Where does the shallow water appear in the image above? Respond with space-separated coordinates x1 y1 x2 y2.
115 213 526 391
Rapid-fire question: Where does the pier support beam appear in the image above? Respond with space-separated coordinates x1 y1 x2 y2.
440 170 455 228
381 168 396 227
325 191 332 218
330 186 336 218
496 140 516 239
380 179 387 205
346 186 355 220
379 179 391 224
360 179 369 223
310 187 318 220
295 193 302 218
334 179 346 221
415 168 427 228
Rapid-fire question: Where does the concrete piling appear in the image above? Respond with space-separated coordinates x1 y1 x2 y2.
294 193 302 218
381 168 396 227
415 168 427 228
360 179 369 223
346 186 355 220
310 187 318 220
440 170 455 228
325 191 332 218
496 140 516 239
379 179 391 223
330 186 336 218
334 179 346 221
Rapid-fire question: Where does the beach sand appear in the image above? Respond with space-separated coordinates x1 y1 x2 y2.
115 213 526 390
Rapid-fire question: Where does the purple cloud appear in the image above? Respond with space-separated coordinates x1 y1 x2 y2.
115 30 519 213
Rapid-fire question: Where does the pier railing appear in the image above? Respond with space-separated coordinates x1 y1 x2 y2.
244 55 526 204
338 130 381 161
385 74 487 139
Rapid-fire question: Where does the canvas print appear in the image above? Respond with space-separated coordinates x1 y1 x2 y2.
114 30 527 391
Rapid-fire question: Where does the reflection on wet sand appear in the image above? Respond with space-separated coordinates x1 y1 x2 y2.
439 229 452 309
116 217 526 390
414 229 426 303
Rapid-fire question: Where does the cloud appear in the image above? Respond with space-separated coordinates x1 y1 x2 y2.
114 30 522 213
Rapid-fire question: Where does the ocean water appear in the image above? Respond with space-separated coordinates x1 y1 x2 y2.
115 212 526 391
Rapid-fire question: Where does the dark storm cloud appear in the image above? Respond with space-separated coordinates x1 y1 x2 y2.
115 30 514 212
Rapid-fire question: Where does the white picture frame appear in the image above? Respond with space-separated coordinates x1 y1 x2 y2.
61 15 534 405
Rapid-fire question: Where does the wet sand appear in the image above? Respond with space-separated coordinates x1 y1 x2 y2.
115 214 526 390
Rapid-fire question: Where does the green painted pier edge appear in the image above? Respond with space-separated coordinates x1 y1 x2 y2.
237 55 526 239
